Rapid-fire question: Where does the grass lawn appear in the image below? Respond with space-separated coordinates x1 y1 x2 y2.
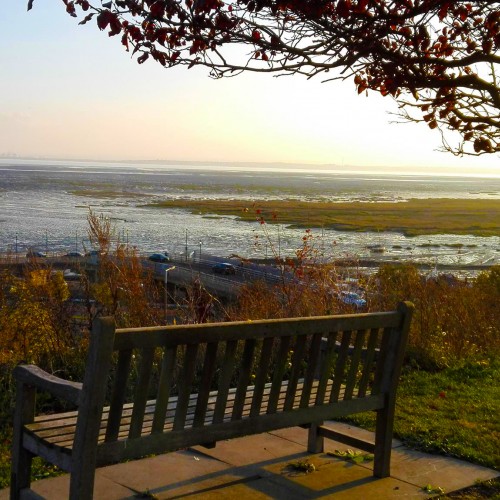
343 359 500 471
143 198 500 237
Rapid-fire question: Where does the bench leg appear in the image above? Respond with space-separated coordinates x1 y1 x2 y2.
11 384 36 500
69 464 97 500
307 422 324 453
373 406 394 478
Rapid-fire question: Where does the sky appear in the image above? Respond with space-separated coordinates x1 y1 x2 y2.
1 1 499 175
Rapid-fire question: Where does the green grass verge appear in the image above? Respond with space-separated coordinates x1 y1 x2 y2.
142 198 500 236
343 359 500 471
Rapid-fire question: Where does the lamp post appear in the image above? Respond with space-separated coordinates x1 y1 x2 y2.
164 266 176 321
45 230 48 256
15 233 18 262
199 241 202 263
75 230 78 253
185 229 188 262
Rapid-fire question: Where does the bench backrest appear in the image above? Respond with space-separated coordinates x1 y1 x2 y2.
79 302 413 465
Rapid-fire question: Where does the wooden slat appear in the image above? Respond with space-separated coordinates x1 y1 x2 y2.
232 339 257 420
193 342 219 427
113 312 401 350
284 335 307 411
152 346 177 434
357 328 379 398
330 330 352 403
267 336 291 414
343 330 367 400
300 333 323 408
250 337 274 417
213 340 238 424
128 347 156 439
315 332 338 405
105 349 132 442
173 344 199 431
372 326 393 395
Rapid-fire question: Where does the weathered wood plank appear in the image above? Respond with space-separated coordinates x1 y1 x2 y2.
152 346 177 434
113 312 401 350
232 339 257 420
173 344 199 431
128 347 155 439
344 330 367 400
284 335 308 411
71 316 116 499
267 336 292 414
330 330 352 402
357 328 380 398
193 342 218 428
13 365 82 406
300 333 323 408
250 337 274 418
315 332 338 405
105 349 133 442
213 340 238 424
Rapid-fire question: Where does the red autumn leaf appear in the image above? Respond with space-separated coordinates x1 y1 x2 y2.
137 52 149 64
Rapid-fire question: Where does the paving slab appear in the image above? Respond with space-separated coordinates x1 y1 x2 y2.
191 431 307 467
0 472 133 500
1 425 498 499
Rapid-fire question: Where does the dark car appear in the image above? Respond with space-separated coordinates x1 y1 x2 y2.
65 251 84 258
212 262 236 275
149 253 170 263
26 250 46 258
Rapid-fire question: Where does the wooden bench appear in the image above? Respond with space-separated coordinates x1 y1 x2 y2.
11 302 413 500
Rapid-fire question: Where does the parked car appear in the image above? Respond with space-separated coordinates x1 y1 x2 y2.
26 250 46 258
65 251 84 258
149 253 170 263
212 262 236 275
339 291 366 308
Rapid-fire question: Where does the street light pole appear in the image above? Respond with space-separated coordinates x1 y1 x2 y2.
199 241 202 263
15 233 18 262
164 266 176 321
185 229 188 262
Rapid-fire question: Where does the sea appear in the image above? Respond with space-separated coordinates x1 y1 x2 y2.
1 158 499 271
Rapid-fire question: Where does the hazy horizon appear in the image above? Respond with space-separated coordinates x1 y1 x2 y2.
1 156 499 179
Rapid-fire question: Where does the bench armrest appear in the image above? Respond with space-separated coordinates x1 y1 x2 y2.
13 364 83 406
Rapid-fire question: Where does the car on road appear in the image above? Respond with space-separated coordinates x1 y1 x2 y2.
212 262 236 275
26 250 46 258
65 251 84 258
149 253 170 263
338 291 366 308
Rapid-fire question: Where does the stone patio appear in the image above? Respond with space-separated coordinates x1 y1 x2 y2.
1 422 497 499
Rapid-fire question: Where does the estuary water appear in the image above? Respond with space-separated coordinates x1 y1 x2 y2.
1 158 499 269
